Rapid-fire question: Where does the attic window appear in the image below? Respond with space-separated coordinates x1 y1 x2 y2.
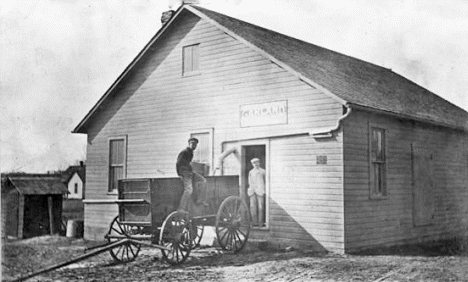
183 44 200 76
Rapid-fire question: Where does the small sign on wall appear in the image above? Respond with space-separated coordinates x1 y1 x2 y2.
240 100 288 127
316 155 327 165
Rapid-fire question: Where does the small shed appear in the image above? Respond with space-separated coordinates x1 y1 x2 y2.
2 175 68 239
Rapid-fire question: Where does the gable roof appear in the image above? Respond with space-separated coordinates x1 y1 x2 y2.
6 176 68 195
73 5 468 133
62 165 86 184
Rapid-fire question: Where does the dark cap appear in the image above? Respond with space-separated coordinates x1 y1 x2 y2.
188 137 199 144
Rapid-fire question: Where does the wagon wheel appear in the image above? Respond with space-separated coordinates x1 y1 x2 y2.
190 221 204 248
215 196 251 253
106 216 141 263
159 211 192 265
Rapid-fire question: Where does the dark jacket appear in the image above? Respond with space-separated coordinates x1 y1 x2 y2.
176 147 193 176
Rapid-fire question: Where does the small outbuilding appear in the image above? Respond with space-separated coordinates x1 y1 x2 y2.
72 4 468 253
62 162 86 200
1 175 68 239
61 163 86 221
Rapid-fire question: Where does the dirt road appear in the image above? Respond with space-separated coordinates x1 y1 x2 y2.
2 236 468 281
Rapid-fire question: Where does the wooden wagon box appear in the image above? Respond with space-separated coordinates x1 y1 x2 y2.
117 176 240 228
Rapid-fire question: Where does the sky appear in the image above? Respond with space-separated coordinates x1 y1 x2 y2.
1 0 467 173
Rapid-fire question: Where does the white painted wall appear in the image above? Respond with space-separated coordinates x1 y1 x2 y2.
67 172 83 199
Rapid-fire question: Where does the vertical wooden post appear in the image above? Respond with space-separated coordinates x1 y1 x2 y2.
48 196 55 235
1 192 6 240
18 195 25 239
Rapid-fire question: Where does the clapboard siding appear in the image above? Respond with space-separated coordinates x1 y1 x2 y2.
343 109 468 252
84 12 345 251
265 134 344 252
84 203 118 241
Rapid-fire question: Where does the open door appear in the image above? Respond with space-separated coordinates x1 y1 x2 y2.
242 145 267 227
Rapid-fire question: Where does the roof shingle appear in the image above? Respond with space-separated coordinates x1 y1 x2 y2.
7 176 68 195
191 5 468 130
73 5 468 133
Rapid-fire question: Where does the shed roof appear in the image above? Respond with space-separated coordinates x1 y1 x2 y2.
73 5 468 133
7 176 68 195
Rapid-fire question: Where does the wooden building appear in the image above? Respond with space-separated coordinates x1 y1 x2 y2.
1 175 68 239
62 162 86 200
61 163 86 221
73 5 468 253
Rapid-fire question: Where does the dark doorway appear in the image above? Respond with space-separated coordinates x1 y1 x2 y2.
242 145 266 227
23 195 50 238
5 190 19 237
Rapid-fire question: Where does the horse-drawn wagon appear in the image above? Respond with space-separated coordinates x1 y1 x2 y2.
105 175 251 265
15 175 251 281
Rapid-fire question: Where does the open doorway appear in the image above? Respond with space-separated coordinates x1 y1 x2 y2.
242 145 266 227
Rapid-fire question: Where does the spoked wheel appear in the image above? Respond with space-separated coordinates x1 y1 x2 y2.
215 196 251 253
190 221 204 248
106 216 141 263
159 211 192 265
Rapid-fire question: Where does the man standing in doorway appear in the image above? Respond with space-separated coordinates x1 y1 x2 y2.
248 158 266 226
176 137 208 212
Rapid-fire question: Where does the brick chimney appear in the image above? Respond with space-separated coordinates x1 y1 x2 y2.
162 0 200 25
161 10 175 25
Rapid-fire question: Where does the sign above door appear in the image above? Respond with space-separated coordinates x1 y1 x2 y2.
240 100 288 127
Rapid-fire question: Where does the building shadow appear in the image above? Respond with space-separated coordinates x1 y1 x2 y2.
353 238 468 257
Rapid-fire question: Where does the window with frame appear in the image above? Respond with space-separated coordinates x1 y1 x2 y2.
74 183 78 194
190 132 210 163
182 44 200 75
370 127 386 197
109 137 126 193
189 129 213 175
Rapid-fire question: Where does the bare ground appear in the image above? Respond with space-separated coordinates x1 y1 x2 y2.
2 235 468 282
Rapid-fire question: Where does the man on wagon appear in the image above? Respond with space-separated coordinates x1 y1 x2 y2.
176 137 208 212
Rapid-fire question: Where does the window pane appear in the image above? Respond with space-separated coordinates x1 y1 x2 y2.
371 130 377 160
370 128 386 197
110 139 124 165
372 163 386 195
373 163 380 194
191 132 209 163
376 130 383 160
183 46 192 73
372 128 384 161
109 166 123 192
109 138 125 192
192 45 199 71
183 44 199 74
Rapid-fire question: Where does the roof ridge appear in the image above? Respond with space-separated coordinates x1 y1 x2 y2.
72 4 468 133
191 5 392 76
191 5 468 130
